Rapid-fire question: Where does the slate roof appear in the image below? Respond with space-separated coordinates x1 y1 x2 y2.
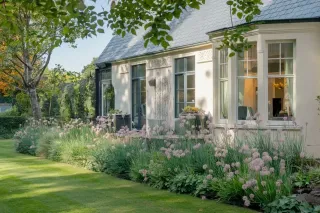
96 0 320 65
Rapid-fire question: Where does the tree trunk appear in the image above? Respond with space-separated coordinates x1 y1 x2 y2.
28 88 42 120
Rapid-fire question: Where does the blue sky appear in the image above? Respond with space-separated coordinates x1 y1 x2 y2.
49 0 113 73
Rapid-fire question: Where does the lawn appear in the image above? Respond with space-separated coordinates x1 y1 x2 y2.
0 139 255 213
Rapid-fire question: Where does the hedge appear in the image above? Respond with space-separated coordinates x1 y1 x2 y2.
0 116 26 139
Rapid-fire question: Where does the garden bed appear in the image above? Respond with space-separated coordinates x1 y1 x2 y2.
13 117 320 212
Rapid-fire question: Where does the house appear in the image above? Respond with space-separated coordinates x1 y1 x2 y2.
95 0 320 156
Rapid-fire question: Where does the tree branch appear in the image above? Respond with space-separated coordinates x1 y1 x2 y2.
34 50 53 86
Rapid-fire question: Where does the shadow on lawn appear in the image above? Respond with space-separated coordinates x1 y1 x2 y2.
0 172 254 213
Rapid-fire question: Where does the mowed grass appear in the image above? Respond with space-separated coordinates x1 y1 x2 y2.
0 140 256 213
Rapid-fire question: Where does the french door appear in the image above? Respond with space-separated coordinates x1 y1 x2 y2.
132 64 146 129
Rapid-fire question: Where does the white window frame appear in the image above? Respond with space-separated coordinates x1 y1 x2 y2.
266 40 296 126
174 55 196 118
218 48 228 123
236 42 258 124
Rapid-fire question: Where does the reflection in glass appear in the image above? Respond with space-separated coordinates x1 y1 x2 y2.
238 78 257 120
268 78 294 120
281 43 294 58
220 81 228 119
187 75 195 88
268 43 280 58
268 59 280 75
187 89 195 103
187 56 195 71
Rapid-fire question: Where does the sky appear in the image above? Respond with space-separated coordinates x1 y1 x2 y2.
48 0 113 73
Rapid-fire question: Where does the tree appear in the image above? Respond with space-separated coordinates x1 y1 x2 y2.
38 65 79 117
107 0 263 54
0 0 262 119
0 0 107 119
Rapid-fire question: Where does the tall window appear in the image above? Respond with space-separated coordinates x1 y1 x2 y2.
175 56 195 117
268 42 294 120
132 64 146 129
100 67 112 116
237 43 258 120
219 48 228 119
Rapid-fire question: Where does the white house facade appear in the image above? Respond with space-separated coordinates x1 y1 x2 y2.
96 0 320 156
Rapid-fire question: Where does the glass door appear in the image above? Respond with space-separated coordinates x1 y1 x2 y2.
101 80 112 116
132 64 146 129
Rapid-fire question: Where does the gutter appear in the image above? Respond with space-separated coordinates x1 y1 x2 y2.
95 41 211 66
206 17 320 35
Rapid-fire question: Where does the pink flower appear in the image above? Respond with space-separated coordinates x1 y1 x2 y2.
206 174 213 180
249 194 255 200
300 152 305 159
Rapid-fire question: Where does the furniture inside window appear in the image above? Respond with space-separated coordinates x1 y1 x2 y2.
237 43 258 120
268 42 294 120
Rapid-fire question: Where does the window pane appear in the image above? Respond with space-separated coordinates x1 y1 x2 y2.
187 56 195 71
132 66 137 78
175 58 184 73
238 78 258 120
281 59 293 75
248 61 257 76
238 51 244 60
101 70 112 80
248 43 257 60
187 75 195 88
268 78 294 120
139 64 146 77
141 92 146 105
281 43 293 58
176 75 184 89
268 59 280 75
187 89 195 103
238 61 246 76
220 81 228 119
176 103 184 116
268 43 280 58
176 90 184 102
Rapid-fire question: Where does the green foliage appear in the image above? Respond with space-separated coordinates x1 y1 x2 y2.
212 178 244 204
15 92 31 116
0 116 26 139
292 171 311 188
103 141 143 179
168 173 205 194
36 129 60 158
14 119 309 211
264 195 319 213
108 0 263 52
106 84 115 112
14 118 56 155
0 106 20 117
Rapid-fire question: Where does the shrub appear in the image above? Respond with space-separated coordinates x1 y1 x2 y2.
14 118 57 155
36 129 60 158
0 116 26 139
168 173 205 194
103 140 143 179
264 195 320 213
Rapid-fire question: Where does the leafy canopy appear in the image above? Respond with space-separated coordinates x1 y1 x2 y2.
107 0 263 54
